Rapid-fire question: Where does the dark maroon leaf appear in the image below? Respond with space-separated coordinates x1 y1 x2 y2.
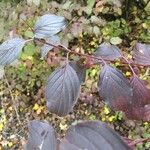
69 61 86 84
130 75 150 107
125 105 150 122
59 121 131 150
45 63 80 116
98 64 133 112
25 120 57 150
133 43 150 66
95 43 121 61
143 105 150 122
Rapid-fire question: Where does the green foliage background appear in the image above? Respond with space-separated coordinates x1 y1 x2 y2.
0 0 150 149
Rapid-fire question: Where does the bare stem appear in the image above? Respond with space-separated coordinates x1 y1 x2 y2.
129 138 150 146
25 38 34 43
66 52 70 63
35 38 147 68
142 67 150 79
36 39 108 64
121 55 136 75
4 74 21 124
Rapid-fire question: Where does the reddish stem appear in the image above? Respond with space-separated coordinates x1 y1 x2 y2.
35 38 148 68
129 138 150 146
121 55 136 75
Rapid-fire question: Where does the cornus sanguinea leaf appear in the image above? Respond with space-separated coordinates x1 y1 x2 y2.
40 35 60 59
133 43 150 66
34 14 66 39
125 105 150 122
45 63 80 116
0 38 25 65
130 75 150 107
95 43 121 61
25 120 57 150
26 120 131 150
69 61 86 84
98 64 133 112
59 121 131 150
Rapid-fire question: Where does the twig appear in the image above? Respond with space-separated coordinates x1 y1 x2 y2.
35 38 148 68
142 67 150 79
4 73 21 124
121 55 136 75
129 138 150 146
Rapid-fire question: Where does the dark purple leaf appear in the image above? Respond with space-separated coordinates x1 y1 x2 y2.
45 63 80 116
130 75 150 107
59 121 131 150
69 61 86 84
143 105 150 122
95 43 121 61
133 43 150 66
40 35 60 59
98 64 133 112
34 14 66 39
125 105 150 122
25 120 57 150
59 140 79 150
0 38 25 65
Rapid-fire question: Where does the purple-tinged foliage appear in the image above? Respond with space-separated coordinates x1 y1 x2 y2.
34 14 66 39
40 35 60 59
0 38 25 65
130 75 150 107
133 43 150 66
69 61 86 84
59 121 131 150
98 64 150 121
125 105 150 122
25 120 57 150
121 75 150 121
45 63 80 116
25 120 131 150
95 42 121 61
98 64 133 112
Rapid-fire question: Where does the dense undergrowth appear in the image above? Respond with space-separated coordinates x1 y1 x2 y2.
0 0 150 149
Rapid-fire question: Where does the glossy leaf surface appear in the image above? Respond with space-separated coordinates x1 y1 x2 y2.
25 120 57 150
0 38 25 65
34 14 66 39
133 43 150 66
98 64 133 111
45 64 80 116
95 43 121 61
59 121 131 150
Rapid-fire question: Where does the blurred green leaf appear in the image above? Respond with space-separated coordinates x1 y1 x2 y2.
110 37 122 45
62 1 73 10
24 30 34 38
87 0 95 8
145 2 150 14
21 43 37 60
85 0 95 15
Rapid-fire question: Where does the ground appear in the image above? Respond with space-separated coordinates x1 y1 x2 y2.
0 0 150 149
